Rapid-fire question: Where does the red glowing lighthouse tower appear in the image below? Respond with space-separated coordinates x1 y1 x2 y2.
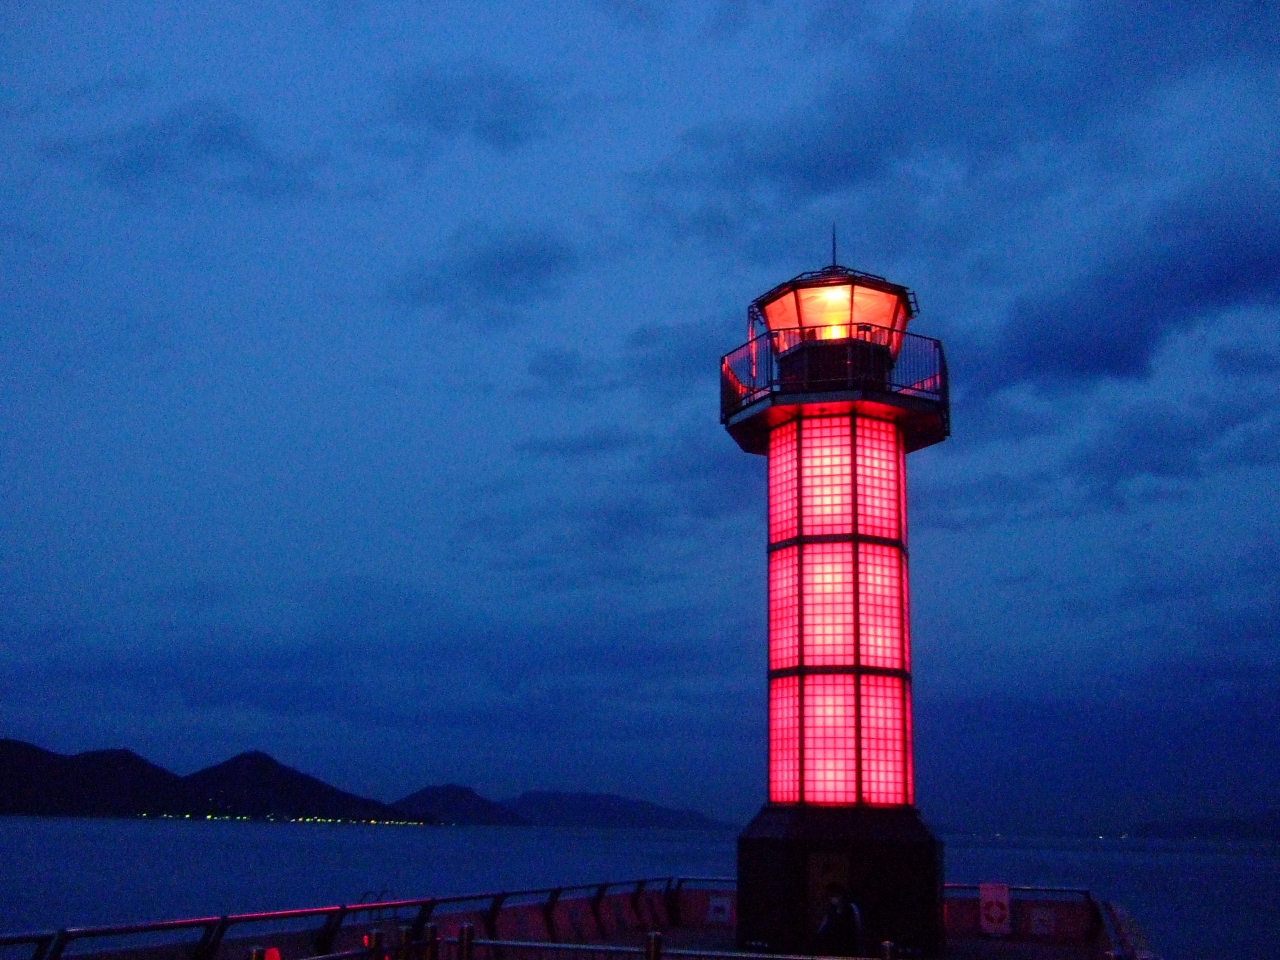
721 264 949 955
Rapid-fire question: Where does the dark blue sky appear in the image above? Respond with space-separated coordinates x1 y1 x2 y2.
2 1 1277 832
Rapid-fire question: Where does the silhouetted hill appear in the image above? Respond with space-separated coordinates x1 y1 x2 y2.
0 739 191 817
1131 809 1280 841
394 784 526 825
502 791 730 830
0 738 729 829
183 751 407 821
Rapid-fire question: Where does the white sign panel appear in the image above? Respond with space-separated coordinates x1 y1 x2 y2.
979 882 1012 937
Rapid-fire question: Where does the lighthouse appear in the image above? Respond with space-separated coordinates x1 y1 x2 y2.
721 264 949 956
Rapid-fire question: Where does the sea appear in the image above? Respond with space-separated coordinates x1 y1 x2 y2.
0 818 1275 960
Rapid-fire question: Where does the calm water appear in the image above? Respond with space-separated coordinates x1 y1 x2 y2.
0 818 1276 960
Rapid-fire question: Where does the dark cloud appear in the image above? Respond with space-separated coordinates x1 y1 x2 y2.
43 101 317 200
624 321 731 404
0 293 178 396
679 3 1277 202
648 3 1280 395
993 177 1280 387
918 572 1280 833
0 577 761 814
908 467 1061 533
910 380 1280 530
515 428 645 458
1067 393 1280 500
1215 344 1280 377
916 662 1280 834
392 62 560 151
642 420 764 520
526 346 586 386
394 223 580 324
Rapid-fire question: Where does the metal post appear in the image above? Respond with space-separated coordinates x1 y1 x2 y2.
425 923 440 960
881 940 895 960
458 923 475 960
645 931 662 960
366 929 384 960
397 925 413 960
249 949 265 960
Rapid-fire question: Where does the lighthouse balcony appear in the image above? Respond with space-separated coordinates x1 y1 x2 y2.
720 325 950 454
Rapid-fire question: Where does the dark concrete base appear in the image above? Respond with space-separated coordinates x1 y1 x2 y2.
737 805 944 957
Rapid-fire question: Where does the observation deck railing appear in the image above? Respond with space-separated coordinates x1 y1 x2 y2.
0 878 1142 960
720 326 948 426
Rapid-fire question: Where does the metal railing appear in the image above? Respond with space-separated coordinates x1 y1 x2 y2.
720 327 947 423
0 878 730 960
301 926 896 960
0 880 1139 960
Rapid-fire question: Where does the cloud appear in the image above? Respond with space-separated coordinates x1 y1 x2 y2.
0 576 762 814
394 223 580 324
515 428 645 458
1066 393 1280 500
44 101 317 200
991 177 1280 388
678 4 1277 199
392 62 560 151
917 564 1280 833
645 3 1280 394
916 662 1280 834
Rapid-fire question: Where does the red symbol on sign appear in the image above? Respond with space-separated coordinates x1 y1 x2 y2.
983 901 1008 927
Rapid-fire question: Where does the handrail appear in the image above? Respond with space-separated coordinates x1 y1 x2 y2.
2 879 1114 960
0 877 732 960
942 884 1094 897
719 325 948 426
466 938 885 960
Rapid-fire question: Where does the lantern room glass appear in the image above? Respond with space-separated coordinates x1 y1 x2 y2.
759 282 910 345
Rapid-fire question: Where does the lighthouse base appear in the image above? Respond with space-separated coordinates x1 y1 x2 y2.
736 805 944 957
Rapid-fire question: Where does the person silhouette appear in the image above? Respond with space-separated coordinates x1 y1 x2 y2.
813 883 863 957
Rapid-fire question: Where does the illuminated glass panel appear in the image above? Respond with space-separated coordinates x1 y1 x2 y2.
856 418 901 539
802 417 852 536
851 286 903 330
803 674 857 804
858 543 903 669
860 675 906 804
803 542 855 667
768 421 798 543
797 284 852 339
768 546 800 670
898 436 908 548
763 291 799 331
769 676 800 803
904 683 915 804
901 559 911 672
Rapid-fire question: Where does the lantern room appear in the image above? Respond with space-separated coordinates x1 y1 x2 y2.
754 269 914 347
721 265 947 456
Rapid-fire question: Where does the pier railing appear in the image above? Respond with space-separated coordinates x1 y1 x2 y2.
302 928 892 960
0 879 1145 960
0 877 732 960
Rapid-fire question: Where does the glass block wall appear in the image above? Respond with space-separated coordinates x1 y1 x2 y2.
766 414 913 805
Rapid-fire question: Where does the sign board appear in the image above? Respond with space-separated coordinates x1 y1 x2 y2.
978 882 1012 937
1029 905 1056 937
708 896 732 924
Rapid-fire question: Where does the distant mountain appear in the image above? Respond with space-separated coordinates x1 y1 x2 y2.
394 784 526 825
0 737 729 830
0 739 190 817
183 751 406 822
1131 810 1280 841
502 791 731 830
